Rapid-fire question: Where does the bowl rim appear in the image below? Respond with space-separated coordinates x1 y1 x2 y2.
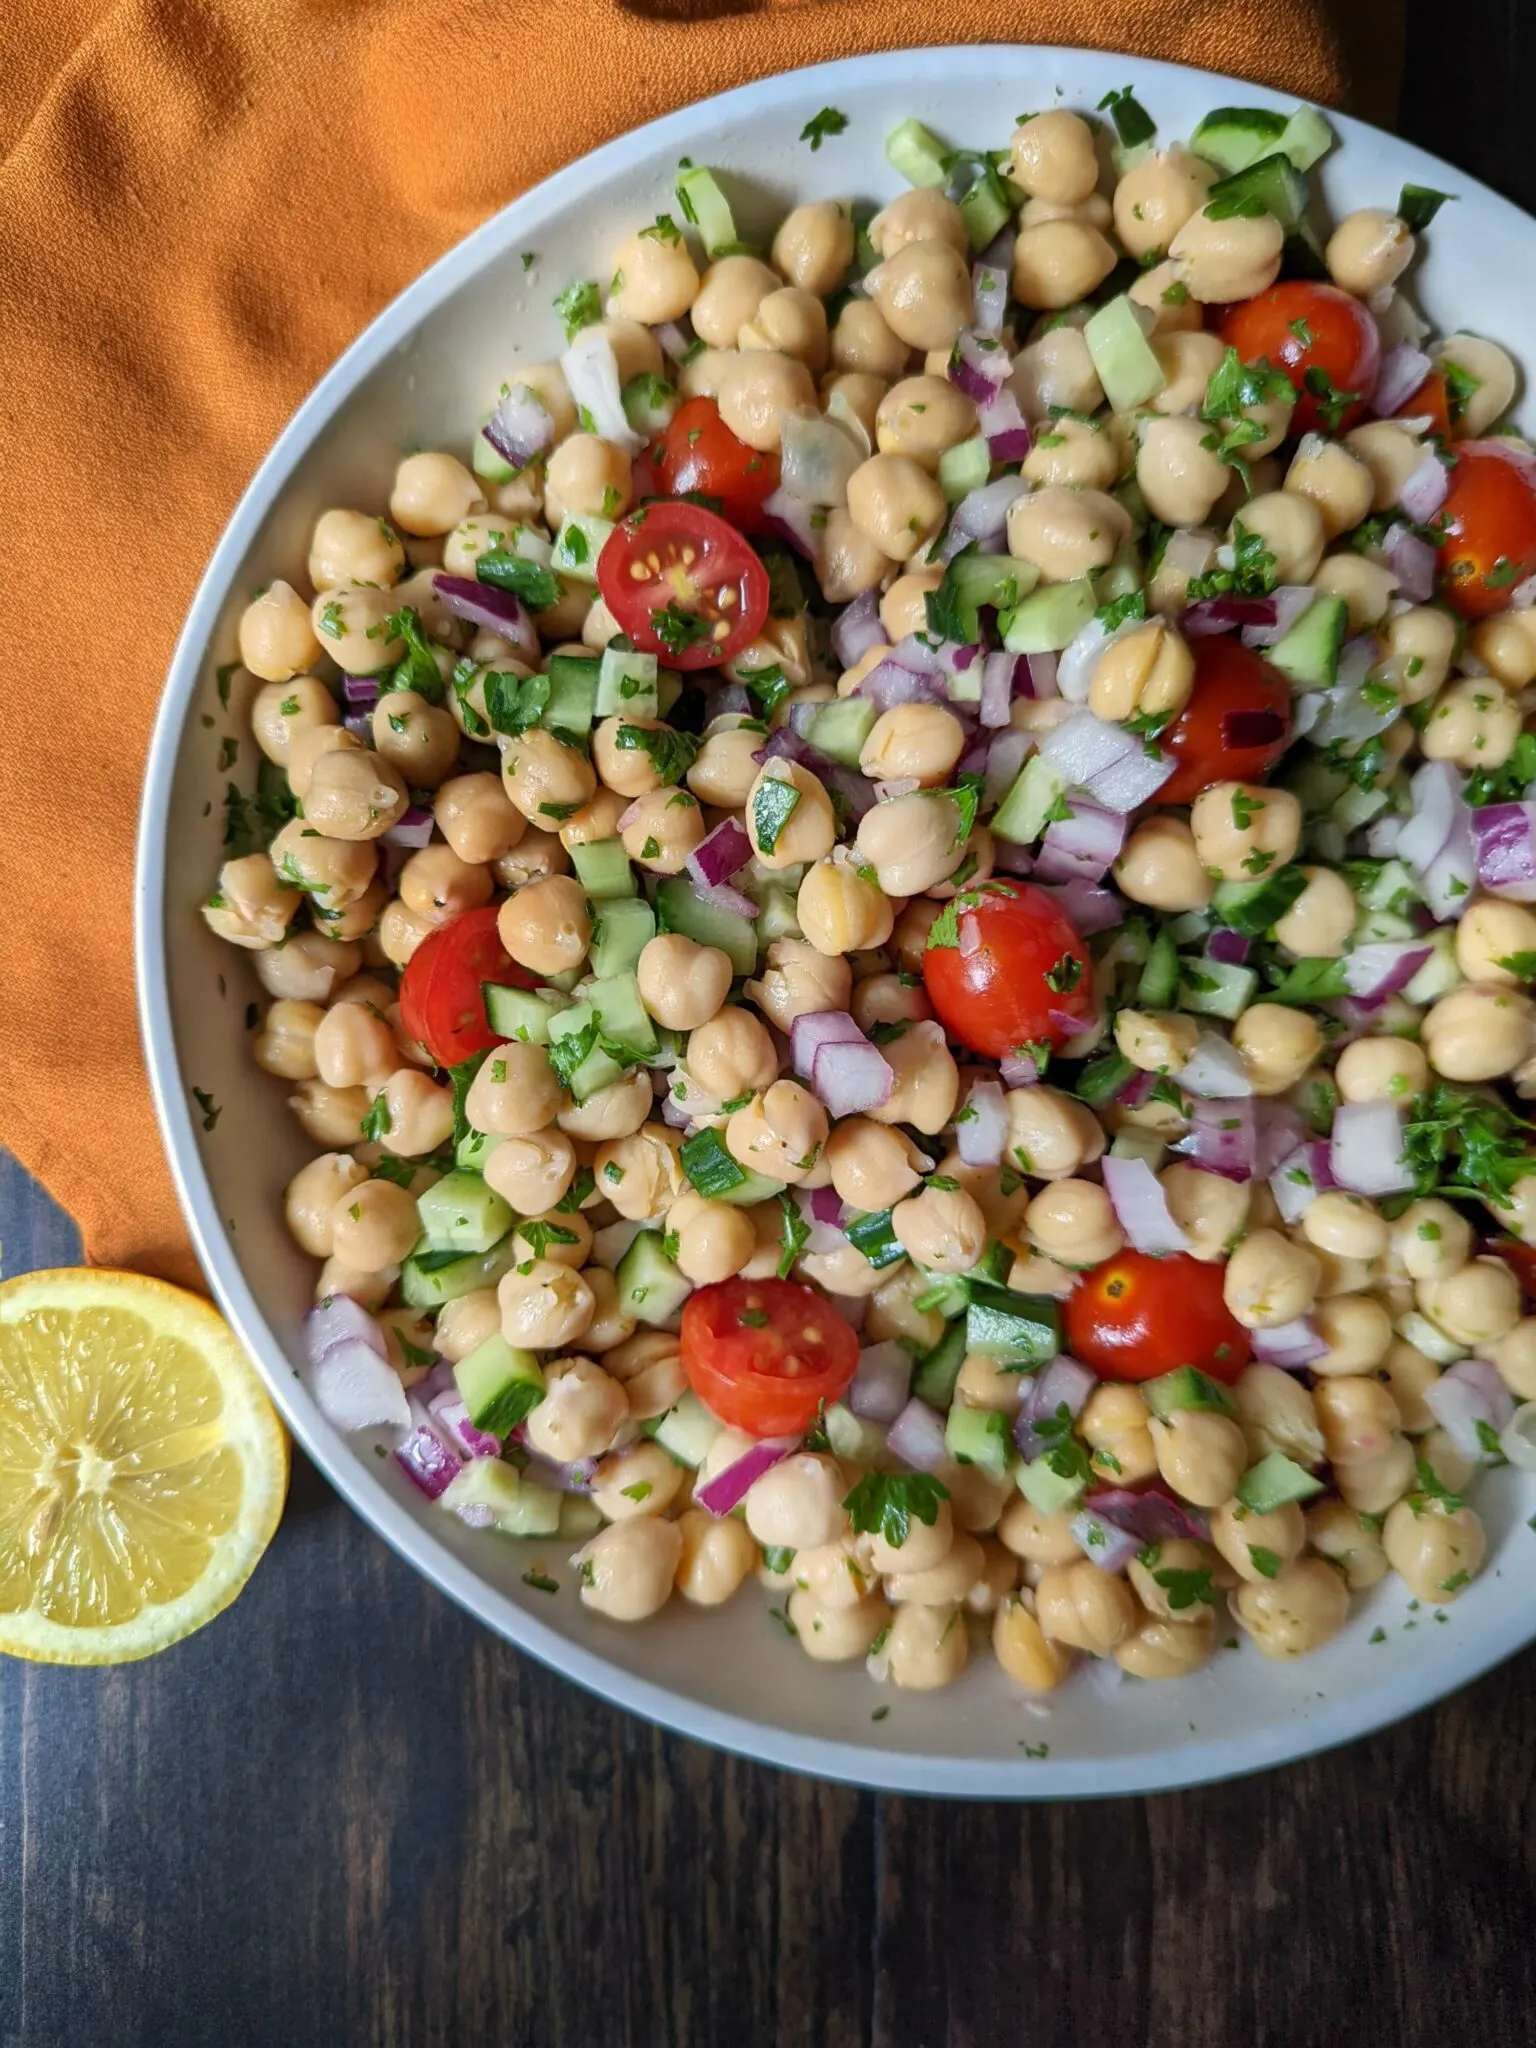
136 40 1536 1797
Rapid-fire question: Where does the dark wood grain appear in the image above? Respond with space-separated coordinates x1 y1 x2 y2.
7 11 1536 2044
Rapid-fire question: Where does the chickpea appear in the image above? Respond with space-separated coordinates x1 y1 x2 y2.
1421 677 1523 772
1006 485 1130 583
1113 815 1213 915
421 1293 497 1371
493 874 589 980
1418 1256 1521 1348
1264 866 1354 963
790 1588 893 1661
619 786 706 876
1508 1174 1536 1248
545 433 633 525
284 726 358 808
1230 1004 1321 1099
1339 421 1423 515
500 724 597 825
300 747 409 841
585 1442 682 1525
962 1539 1020 1618
1227 490 1325 586
1168 205 1285 303
685 1008 778 1105
713 349 816 455
592 715 668 799
867 188 968 261
1469 609 1536 688
854 704 963 792
1487 1316 1536 1400
853 789 966 896
1006 108 1098 203
314 1257 395 1312
395 844 491 932
586 1130 675 1228
574 1517 682 1623
866 1020 958 1135
366 688 458 789
200 849 296 951
429 772 522 867
949 1351 1023 1417
1115 1007 1200 1075
311 999 395 1092
1454 902 1536 996
1087 619 1195 728
878 1527 982 1610
1432 334 1518 438
1383 1495 1486 1605
888 1184 986 1276
1022 415 1118 491
725 1079 828 1185
679 718 762 811
744 1454 847 1552
738 286 829 373
250 997 322 1082
864 240 974 352
1324 207 1414 298
1113 145 1216 258
1379 604 1458 705
375 900 434 968
283 1153 369 1256
670 1193 756 1285
1231 1363 1325 1471
1222 1227 1321 1330
843 452 946 563
498 1261 596 1354
990 1593 1072 1690
876 1602 966 1690
852 1492 950 1581
1025 1178 1123 1268
557 1069 653 1142
689 254 780 348
1032 1559 1136 1654
1295 1198 1386 1276
1233 1557 1349 1659
823 1118 923 1213
1422 983 1534 1083
1125 1536 1220 1621
765 199 853 297
1128 258 1203 335
874 375 977 472
1189 782 1301 885
389 451 484 536
328 1178 420 1273
890 898 941 974
851 975 932 1039
1303 1499 1387 1590
1147 329 1226 416
828 305 909 389
665 1508 755 1607
744 760 837 870
1282 434 1375 541
1010 219 1116 310
603 222 698 324
1371 1338 1438 1437
1156 1163 1247 1265
1011 326 1104 419
1313 551 1400 633
1210 1498 1306 1584
250 674 338 767
238 579 324 683
1117 1607 1219 1679
815 505 893 603
626 936 728 1036
999 1089 1102 1198
794 855 895 959
1330 1040 1426 1117
254 931 361 1004
265 834 375 932
1148 1410 1248 1508
1133 414 1229 528
1079 1382 1158 1485
1314 1376 1403 1473
363 1069 447 1158
306 508 402 592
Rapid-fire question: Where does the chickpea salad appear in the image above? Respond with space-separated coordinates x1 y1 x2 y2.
203 85 1536 1705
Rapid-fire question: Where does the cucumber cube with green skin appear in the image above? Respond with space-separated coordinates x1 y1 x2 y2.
910 1322 967 1410
884 116 950 188
1137 926 1180 1007
756 884 803 945
401 1236 517 1310
1177 960 1259 1019
616 1230 692 1326
439 1460 560 1535
495 1476 565 1538
675 164 742 259
654 876 757 974
415 1170 514 1255
1014 1453 1087 1516
482 984 559 1044
944 1406 1012 1480
938 436 991 502
596 644 659 720
549 521 613 587
570 837 636 902
454 1335 546 1437
964 1284 1060 1369
1236 1451 1326 1514
653 1390 723 1468
547 1000 626 1102
826 1402 888 1465
1267 595 1348 689
472 424 517 484
1204 152 1308 232
584 972 658 1057
456 1126 505 1172
999 577 1096 653
588 899 656 979
1210 865 1310 935
992 752 1069 845
543 653 602 734
1084 295 1166 410
806 697 878 769
1189 106 1288 175
1143 1365 1238 1419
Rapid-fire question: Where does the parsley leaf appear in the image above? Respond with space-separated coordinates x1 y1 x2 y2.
476 548 561 610
1303 365 1361 433
799 107 849 151
1401 1081 1536 1211
1247 1546 1282 1580
650 601 716 657
484 669 552 736
614 722 700 784
736 663 790 720
1185 519 1277 602
554 280 603 340
1398 184 1456 232
842 1471 950 1550
1152 1564 1217 1610
375 605 445 703
776 1191 811 1278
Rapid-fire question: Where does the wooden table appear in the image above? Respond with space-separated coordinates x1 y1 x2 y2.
7 12 1536 2040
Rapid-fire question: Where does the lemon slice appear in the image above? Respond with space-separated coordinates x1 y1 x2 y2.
0 1269 288 1663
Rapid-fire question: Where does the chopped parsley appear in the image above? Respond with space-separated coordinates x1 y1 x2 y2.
614 722 700 784
521 1570 559 1594
1247 1546 1282 1581
476 548 561 610
776 1191 811 1278
1302 365 1361 433
360 1092 393 1143
484 669 552 737
1398 184 1456 232
842 1471 950 1550
649 601 715 657
799 107 849 151
1185 520 1277 601
554 279 603 340
191 1086 222 1132
736 662 790 721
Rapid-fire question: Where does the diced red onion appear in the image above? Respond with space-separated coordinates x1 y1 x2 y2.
1029 881 1123 935
979 220 1017 274
1422 830 1478 922
1000 1050 1041 1086
1182 594 1277 637
1242 584 1316 648
1473 802 1536 902
688 814 753 888
709 683 752 719
984 727 1032 810
977 382 1032 462
485 382 556 468
1269 1139 1336 1223
1032 798 1127 886
992 839 1035 877
518 1446 597 1495
1220 708 1286 750
1013 1355 1097 1464
1372 344 1433 419
809 1187 845 1229
812 1038 895 1117
956 1077 1008 1166
1026 651 1059 698
780 411 863 506
761 486 819 559
427 1390 502 1460
831 589 886 670
1340 941 1433 1007
790 1010 863 1079
848 1341 916 1424
1385 520 1438 600
1069 1509 1142 1573
561 326 645 455
976 650 1013 728
382 805 435 850
887 1396 951 1471
1090 743 1175 813
695 878 759 919
1206 927 1250 966
1252 1100 1308 1181
1424 1358 1516 1462
1178 1034 1253 1100
940 477 1031 562
305 1338 412 1435
1085 1486 1208 1546
1173 1096 1257 1182
1330 1100 1413 1196
695 1437 798 1516
307 1292 387 1363
343 673 381 707
856 655 949 710
1252 1316 1329 1368
1398 759 1462 873
433 573 540 660
948 329 1010 404
1101 1155 1192 1255
394 1404 463 1499
791 1186 846 1256
971 263 1008 339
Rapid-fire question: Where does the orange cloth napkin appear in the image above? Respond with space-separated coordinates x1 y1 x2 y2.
0 1 1402 1290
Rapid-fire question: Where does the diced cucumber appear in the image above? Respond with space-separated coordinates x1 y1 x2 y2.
454 1335 545 1436
622 372 679 437
616 1229 692 1326
1268 595 1348 689
542 652 601 735
597 642 659 719
560 1494 604 1540
440 1461 559 1536
827 1401 889 1466
964 1284 1060 1370
570 837 636 902
944 1405 1012 1480
1211 866 1310 935
1137 926 1180 1007
938 435 991 503
456 1126 504 1173
911 1323 967 1410
549 520 613 587
1359 858 1419 914
884 116 950 188
958 162 1014 251
676 163 743 259
1000 577 1097 653
1332 782 1391 832
1277 105 1335 172
756 884 803 945
1014 1454 1087 1517
584 972 658 1057
1236 1451 1326 1513
1205 153 1309 233
677 1126 785 1206
415 1170 514 1256
1285 753 1351 818
992 752 1066 846
846 1209 905 1271
657 669 684 719
942 551 1031 642
1178 960 1259 1019
653 1389 723 1468
654 876 757 974
1395 1310 1466 1367
548 1001 626 1101
1084 295 1166 410
589 898 655 979
1094 536 1144 605
806 696 878 768
497 1476 564 1538
1353 904 1418 947
483 984 559 1044
1144 1365 1237 1419
1189 106 1288 175
913 1269 972 1320
472 423 517 485
401 1236 516 1309
1166 909 1213 945
1110 1126 1166 1169
1404 928 1462 1004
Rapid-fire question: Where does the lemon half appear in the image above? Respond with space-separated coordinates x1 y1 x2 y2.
0 1269 288 1663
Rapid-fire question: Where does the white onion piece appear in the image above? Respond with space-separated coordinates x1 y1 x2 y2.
306 1292 388 1364
560 328 645 455
823 383 874 456
1500 1402 1536 1472
1398 451 1451 525
779 411 864 506
1178 1034 1253 1100
1069 1510 1141 1574
307 1339 411 1435
1371 343 1432 418
1090 744 1174 813
812 1038 894 1116
1424 1359 1515 1462
1251 1317 1329 1368
1056 609 1148 705
1329 1101 1413 1195
887 1397 950 1473
1397 759 1461 873
1101 1155 1192 1255
955 1077 1008 1167
1242 584 1316 648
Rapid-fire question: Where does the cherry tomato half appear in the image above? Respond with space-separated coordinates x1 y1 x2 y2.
597 499 771 670
1485 1236 1536 1304
1219 280 1381 438
655 396 780 532
1157 636 1292 807
1400 368 1453 442
1063 1251 1252 1385
1435 438 1536 620
922 882 1095 1064
680 1278 860 1438
397 906 534 1070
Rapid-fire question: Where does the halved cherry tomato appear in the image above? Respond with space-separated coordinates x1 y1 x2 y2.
1485 1236 1536 1303
1435 438 1536 620
680 1278 859 1438
397 906 534 1070
1400 368 1453 442
597 500 771 670
1157 636 1291 807
655 396 780 532
1063 1251 1252 1385
1219 280 1381 438
922 882 1095 1063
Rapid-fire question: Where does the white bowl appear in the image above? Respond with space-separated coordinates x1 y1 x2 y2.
137 44 1536 1795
